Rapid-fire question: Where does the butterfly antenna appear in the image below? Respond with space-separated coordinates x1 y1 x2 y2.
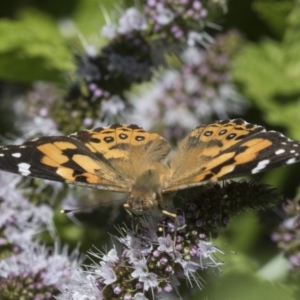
60 203 104 214
61 197 126 214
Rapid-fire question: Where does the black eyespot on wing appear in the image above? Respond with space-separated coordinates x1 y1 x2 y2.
204 131 213 136
245 123 255 129
93 127 105 132
104 137 114 143
119 134 128 139
226 133 237 140
90 138 101 143
219 130 227 135
233 119 245 125
128 124 142 130
135 136 145 141
219 119 231 125
74 175 89 182
71 130 91 143
109 124 122 129
202 173 214 181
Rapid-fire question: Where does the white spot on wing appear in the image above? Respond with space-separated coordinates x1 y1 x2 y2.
12 153 21 158
252 159 270 174
0 153 4 157
275 149 285 155
286 158 296 165
18 163 31 176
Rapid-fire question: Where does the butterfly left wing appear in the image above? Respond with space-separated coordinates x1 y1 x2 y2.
163 119 300 193
0 124 171 194
0 135 132 192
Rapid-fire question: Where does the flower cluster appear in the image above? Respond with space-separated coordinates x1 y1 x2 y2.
59 181 281 299
129 30 245 139
61 214 220 299
0 172 81 299
144 0 218 43
0 173 54 250
11 82 61 138
0 242 80 300
272 199 300 271
66 1 234 127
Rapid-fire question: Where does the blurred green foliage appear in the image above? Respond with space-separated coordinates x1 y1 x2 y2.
233 0 300 139
0 9 74 82
0 0 112 82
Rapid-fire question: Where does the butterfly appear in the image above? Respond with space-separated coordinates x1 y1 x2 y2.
0 119 299 213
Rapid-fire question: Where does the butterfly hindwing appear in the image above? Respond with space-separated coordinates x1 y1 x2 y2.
163 119 300 192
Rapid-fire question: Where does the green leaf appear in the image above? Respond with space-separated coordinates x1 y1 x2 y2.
203 272 297 300
233 38 300 139
253 0 294 37
284 0 300 78
0 8 75 82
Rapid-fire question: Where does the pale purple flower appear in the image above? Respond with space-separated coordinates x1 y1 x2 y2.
96 264 117 285
58 270 103 300
133 293 148 300
157 236 174 254
155 7 175 25
0 173 55 246
100 96 126 118
272 200 300 271
118 8 147 35
132 259 158 291
101 248 119 264
0 242 81 298
101 24 117 40
17 116 60 140
127 33 245 139
187 31 213 47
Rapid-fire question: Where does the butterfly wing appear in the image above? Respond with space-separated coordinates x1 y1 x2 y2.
0 124 171 193
163 119 300 193
70 124 171 185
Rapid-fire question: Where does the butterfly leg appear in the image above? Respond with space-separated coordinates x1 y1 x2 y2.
123 203 133 217
123 203 142 233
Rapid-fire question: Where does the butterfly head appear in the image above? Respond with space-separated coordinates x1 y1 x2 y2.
126 169 163 213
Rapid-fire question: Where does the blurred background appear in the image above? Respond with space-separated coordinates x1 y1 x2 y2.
0 0 300 299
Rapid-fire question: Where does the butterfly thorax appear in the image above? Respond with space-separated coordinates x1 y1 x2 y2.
127 168 165 212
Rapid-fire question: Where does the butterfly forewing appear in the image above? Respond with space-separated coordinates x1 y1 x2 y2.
71 124 171 182
0 133 131 192
163 119 300 192
0 124 171 195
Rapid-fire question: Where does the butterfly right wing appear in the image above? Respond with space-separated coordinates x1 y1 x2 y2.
163 119 300 193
